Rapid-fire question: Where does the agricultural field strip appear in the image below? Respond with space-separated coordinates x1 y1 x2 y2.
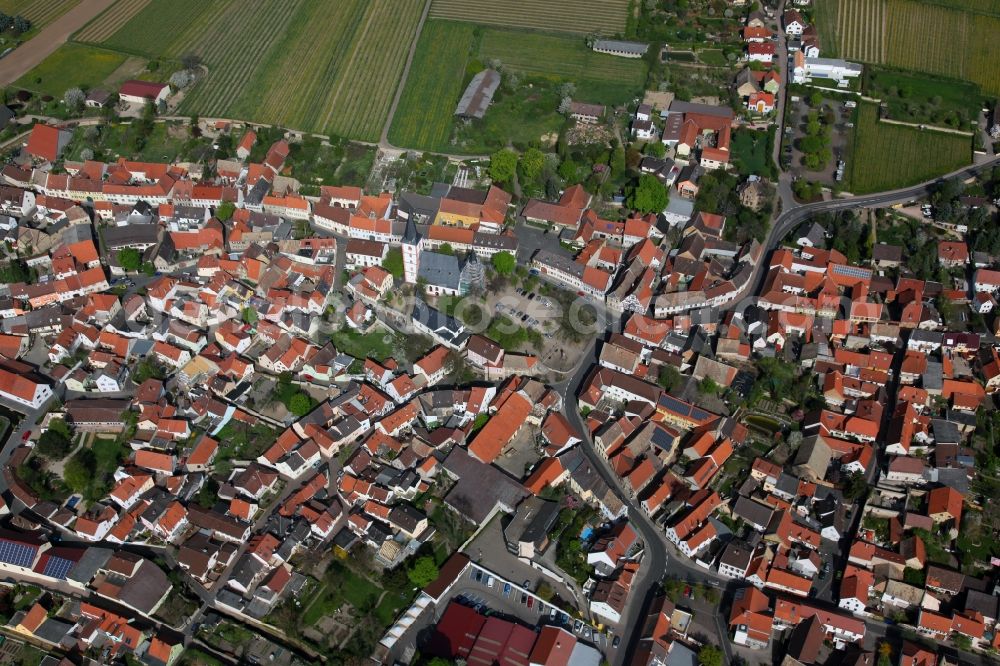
284 1 367 131
830 0 1000 95
17 0 76 27
179 0 302 118
248 0 361 126
317 0 382 134
75 0 149 43
321 0 423 140
387 21 474 150
428 0 629 34
93 0 218 56
161 0 236 59
0 0 32 12
848 103 970 193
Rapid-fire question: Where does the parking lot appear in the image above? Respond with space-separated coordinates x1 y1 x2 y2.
783 94 855 186
455 562 612 650
488 285 560 339
481 283 590 374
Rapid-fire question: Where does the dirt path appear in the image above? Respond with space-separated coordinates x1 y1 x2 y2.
0 0 118 86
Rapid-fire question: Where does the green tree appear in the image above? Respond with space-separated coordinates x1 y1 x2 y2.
519 147 545 183
36 429 72 460
658 366 681 391
558 158 578 182
382 248 404 279
438 243 455 256
242 307 258 325
644 141 666 158
426 659 452 666
626 174 669 213
489 149 518 184
842 472 868 500
215 201 235 222
698 645 723 666
611 142 626 177
407 556 439 587
878 643 893 666
63 451 95 493
288 392 312 417
118 248 141 272
698 377 719 395
491 251 516 275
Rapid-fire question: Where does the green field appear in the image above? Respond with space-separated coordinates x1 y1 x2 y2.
388 21 475 152
73 0 424 141
429 0 631 34
478 28 647 102
389 22 647 152
824 0 1000 95
846 103 971 194
865 68 981 128
13 42 127 96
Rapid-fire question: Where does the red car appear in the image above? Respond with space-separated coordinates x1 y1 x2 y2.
21 431 31 441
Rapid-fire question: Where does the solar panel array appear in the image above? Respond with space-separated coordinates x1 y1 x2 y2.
832 264 872 280
41 555 75 580
0 539 38 568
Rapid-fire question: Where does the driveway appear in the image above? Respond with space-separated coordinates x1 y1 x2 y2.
513 219 572 265
0 0 119 85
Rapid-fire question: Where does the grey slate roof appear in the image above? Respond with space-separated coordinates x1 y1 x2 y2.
455 69 500 119
417 251 461 291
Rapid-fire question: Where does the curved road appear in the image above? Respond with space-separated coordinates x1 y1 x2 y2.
561 152 1000 666
748 155 1000 301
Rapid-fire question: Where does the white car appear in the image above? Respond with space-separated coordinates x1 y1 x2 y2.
487 576 494 589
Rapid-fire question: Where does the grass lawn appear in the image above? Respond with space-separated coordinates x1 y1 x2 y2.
846 102 971 193
478 28 646 106
697 49 728 66
92 436 126 476
13 42 127 97
335 143 377 188
865 67 982 128
178 649 227 666
453 79 565 153
302 565 380 625
375 593 409 626
213 420 277 467
330 327 398 361
730 128 776 178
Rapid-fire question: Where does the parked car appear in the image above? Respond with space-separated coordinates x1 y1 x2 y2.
612 636 621 648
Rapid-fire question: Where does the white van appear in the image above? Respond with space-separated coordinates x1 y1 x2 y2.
487 576 495 588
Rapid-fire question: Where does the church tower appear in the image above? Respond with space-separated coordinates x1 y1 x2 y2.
401 216 422 284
